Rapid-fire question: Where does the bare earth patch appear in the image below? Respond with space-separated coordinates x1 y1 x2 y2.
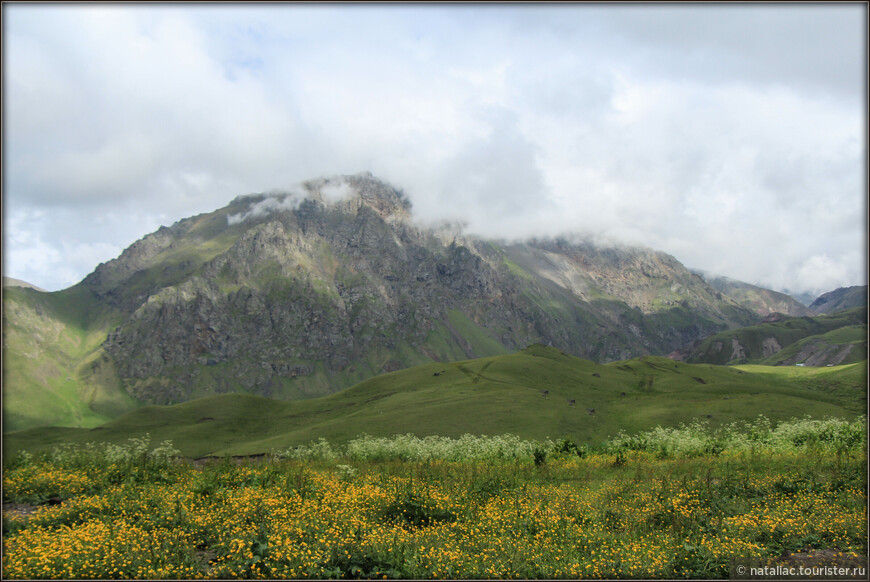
2 502 41 521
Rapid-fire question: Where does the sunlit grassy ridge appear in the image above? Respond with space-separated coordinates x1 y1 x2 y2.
2 420 866 580
5 346 865 458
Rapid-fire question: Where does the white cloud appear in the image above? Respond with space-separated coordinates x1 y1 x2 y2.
3 210 62 284
2 3 865 297
3 209 124 290
793 254 861 298
226 187 308 225
320 181 356 204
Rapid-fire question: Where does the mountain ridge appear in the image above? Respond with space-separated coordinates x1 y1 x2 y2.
2 277 47 292
1 172 850 431
693 271 813 317
87 173 758 405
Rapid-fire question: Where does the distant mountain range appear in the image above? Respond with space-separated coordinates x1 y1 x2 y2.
2 173 866 432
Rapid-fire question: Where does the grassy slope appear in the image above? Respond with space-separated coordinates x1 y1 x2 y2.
735 360 867 410
2 286 138 432
683 307 867 365
5 346 864 458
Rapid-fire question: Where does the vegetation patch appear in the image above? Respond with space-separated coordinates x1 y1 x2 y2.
2 420 865 579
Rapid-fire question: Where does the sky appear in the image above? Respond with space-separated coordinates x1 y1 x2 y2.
3 3 867 300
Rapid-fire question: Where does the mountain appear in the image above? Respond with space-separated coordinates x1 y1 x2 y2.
2 277 46 292
809 285 868 315
670 307 867 367
695 272 812 317
3 173 765 431
5 345 865 458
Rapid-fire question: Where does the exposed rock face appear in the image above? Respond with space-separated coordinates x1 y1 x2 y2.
761 336 782 358
730 338 746 362
779 341 857 367
78 173 760 404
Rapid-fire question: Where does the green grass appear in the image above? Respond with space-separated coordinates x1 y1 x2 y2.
501 255 533 280
445 309 512 358
2 286 136 432
5 346 865 459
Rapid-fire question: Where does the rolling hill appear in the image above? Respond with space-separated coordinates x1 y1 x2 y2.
5 345 864 458
2 276 47 292
2 285 135 431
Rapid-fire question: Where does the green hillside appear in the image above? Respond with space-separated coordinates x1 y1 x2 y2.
1 286 136 432
5 346 864 458
678 307 867 366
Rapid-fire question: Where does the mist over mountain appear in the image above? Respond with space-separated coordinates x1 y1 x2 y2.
3 173 852 431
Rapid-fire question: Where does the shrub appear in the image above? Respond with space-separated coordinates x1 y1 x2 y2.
602 416 866 459
381 491 456 528
553 437 587 458
533 446 548 467
274 437 338 461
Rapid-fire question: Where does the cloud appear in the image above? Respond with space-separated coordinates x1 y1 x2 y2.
393 108 549 238
3 4 865 296
320 181 356 204
225 179 358 225
3 208 125 291
793 253 864 298
226 187 308 225
5 5 319 212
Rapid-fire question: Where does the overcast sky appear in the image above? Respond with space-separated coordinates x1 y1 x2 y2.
3 3 867 299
